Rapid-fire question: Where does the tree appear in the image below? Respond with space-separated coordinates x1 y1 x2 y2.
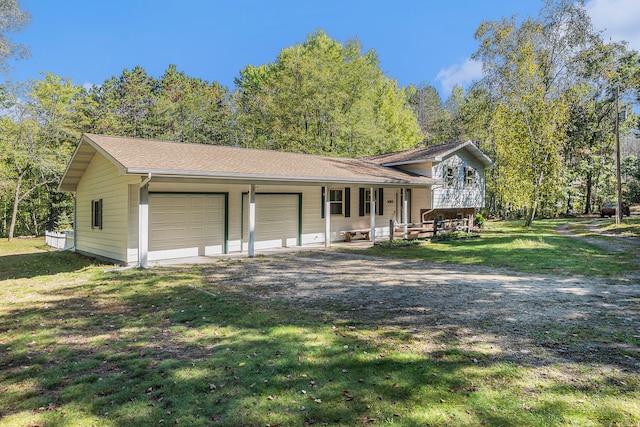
0 0 30 74
1 75 82 240
473 0 603 225
153 65 233 144
235 30 422 156
407 83 450 145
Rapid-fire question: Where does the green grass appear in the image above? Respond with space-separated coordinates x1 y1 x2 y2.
362 219 637 276
1 234 639 426
598 217 640 238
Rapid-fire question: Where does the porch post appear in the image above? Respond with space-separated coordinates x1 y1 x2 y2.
324 186 331 247
138 184 149 268
402 188 409 239
370 187 376 243
249 184 256 257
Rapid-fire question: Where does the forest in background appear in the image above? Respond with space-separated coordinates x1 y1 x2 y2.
2 0 640 238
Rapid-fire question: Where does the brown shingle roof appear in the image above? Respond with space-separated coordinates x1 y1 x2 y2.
365 140 493 167
59 134 440 191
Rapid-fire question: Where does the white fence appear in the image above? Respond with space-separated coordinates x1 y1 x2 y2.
45 231 74 250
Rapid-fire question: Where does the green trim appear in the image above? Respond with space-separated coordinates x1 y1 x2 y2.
223 193 229 254
148 191 229 255
298 193 303 246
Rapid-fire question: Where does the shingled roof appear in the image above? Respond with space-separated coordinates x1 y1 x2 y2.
59 134 441 192
365 140 493 167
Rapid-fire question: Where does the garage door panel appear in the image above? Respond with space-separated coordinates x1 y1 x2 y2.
243 194 299 250
149 194 225 260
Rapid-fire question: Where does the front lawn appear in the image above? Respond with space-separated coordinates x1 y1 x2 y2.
1 232 639 426
362 219 637 277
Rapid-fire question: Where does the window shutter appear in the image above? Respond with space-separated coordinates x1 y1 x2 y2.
358 188 365 216
344 188 351 217
321 187 325 219
378 188 384 215
98 199 103 229
91 200 95 229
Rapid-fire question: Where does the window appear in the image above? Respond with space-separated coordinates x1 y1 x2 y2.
329 189 343 215
358 188 383 216
465 167 477 187
91 199 103 229
365 190 372 214
445 167 456 188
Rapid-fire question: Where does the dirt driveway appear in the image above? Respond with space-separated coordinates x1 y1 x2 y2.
206 249 640 371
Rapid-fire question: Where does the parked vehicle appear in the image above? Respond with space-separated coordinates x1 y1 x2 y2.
600 202 631 218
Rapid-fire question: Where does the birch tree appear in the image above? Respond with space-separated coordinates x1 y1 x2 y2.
473 0 602 225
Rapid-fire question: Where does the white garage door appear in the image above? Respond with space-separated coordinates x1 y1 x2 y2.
243 194 299 250
149 193 225 261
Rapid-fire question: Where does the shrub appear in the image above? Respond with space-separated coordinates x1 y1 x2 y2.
475 213 486 228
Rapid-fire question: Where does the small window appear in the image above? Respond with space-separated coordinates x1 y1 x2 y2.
445 167 456 188
365 190 372 214
329 189 343 215
91 199 103 229
465 167 477 187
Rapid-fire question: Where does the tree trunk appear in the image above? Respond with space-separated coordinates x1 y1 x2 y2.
525 200 538 227
584 173 592 215
8 171 24 242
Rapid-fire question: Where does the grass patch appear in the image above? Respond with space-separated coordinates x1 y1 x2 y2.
0 236 639 426
360 219 637 276
598 217 640 238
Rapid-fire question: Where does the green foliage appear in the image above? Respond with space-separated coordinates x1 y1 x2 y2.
474 213 486 228
236 30 422 156
0 0 30 73
472 0 616 224
80 65 234 144
0 75 82 239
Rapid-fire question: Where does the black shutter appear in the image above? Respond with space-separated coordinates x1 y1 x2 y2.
378 188 384 215
344 188 351 217
321 187 325 219
359 188 365 216
98 199 103 229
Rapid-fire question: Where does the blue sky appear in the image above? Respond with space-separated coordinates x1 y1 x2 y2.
6 0 640 97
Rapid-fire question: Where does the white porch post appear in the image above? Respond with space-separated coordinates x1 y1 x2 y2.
249 184 256 257
138 184 149 268
402 188 409 239
324 186 331 247
370 187 376 243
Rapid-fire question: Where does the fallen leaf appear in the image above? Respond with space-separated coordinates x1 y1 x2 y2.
523 403 532 411
440 399 446 403
343 390 354 401
314 398 322 404
267 395 274 400
249 382 256 388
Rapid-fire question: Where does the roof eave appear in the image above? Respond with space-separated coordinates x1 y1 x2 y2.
126 168 438 187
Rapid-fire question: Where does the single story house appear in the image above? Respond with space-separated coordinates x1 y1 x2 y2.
58 134 493 266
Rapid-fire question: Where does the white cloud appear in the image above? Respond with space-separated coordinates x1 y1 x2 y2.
586 0 640 51
435 59 483 95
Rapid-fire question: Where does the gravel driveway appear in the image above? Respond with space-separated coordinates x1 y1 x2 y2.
206 250 640 371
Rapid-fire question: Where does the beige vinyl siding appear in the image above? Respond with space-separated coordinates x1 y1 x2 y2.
410 188 432 223
396 162 433 178
76 153 139 263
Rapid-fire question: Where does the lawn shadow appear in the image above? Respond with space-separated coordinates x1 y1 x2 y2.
1 252 639 426
0 250 100 280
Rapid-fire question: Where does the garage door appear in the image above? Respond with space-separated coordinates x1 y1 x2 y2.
149 193 225 261
243 194 300 250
